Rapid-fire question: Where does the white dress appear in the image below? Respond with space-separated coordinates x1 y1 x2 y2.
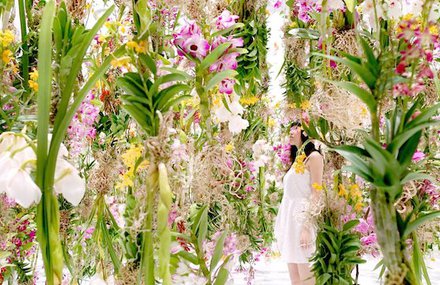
274 168 316 263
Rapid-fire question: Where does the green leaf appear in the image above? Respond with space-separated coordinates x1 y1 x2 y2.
210 231 227 271
316 273 332 285
160 67 193 80
313 53 377 89
117 77 146 98
359 37 379 76
199 43 231 71
401 172 434 184
388 121 440 154
211 23 245 37
177 251 199 265
396 130 421 167
139 53 157 75
206 70 238 91
407 103 440 129
54 6 115 130
342 220 359 231
155 84 191 110
403 211 440 237
213 267 229 285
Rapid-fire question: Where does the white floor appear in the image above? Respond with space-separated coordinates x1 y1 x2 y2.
231 253 440 285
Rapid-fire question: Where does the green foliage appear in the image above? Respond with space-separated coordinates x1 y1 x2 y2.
236 18 269 97
117 52 191 136
282 61 312 106
311 219 365 285
174 205 233 285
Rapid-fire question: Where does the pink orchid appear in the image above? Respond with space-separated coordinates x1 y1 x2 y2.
215 10 240 30
360 233 377 246
219 78 235 94
412 150 425 162
181 34 211 60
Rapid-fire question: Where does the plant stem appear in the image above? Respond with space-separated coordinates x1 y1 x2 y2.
142 165 158 285
18 0 30 95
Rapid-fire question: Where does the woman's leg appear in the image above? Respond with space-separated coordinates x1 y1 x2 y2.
287 263 301 285
297 263 315 285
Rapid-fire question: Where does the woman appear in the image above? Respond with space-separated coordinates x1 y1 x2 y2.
274 122 324 285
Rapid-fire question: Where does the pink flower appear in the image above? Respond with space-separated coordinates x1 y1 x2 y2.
210 52 240 72
412 150 425 162
219 78 235 94
329 60 337 69
360 233 377 246
274 0 283 9
396 62 406 74
215 10 239 30
182 34 210 60
355 219 370 235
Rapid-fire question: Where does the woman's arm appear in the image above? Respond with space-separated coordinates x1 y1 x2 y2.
308 151 324 198
300 151 324 248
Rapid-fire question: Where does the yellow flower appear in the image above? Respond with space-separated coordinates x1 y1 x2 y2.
0 30 14 47
350 184 362 198
354 201 364 212
402 13 414 21
312 183 323 191
268 118 276 128
117 144 149 190
225 144 234 152
111 56 131 68
2 49 13 63
429 24 439 36
300 100 311 110
293 154 306 174
240 96 260 106
126 41 147 54
287 103 296 109
338 184 347 198
29 70 39 92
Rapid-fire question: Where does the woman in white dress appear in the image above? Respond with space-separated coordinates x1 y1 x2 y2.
275 122 324 285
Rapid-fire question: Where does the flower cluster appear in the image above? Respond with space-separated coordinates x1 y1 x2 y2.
0 30 15 71
116 144 149 189
252 139 272 169
173 20 210 60
173 10 243 95
213 93 249 134
393 19 439 97
337 183 364 212
67 92 100 156
0 214 37 282
292 153 306 174
273 143 292 167
418 180 440 208
354 210 379 256
0 133 85 208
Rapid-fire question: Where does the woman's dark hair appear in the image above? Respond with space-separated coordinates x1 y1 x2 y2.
289 121 321 164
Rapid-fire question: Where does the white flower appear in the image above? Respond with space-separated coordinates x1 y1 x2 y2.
228 115 249 134
252 140 272 168
357 0 384 31
54 159 85 206
213 93 249 134
327 0 345 11
5 166 41 208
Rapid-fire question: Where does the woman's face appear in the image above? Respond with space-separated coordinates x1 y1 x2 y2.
289 125 303 146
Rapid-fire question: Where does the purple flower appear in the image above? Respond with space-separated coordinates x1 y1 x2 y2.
412 150 425 162
219 78 235 94
215 10 239 30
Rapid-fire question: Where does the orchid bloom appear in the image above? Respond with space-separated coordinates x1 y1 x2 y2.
215 10 239 30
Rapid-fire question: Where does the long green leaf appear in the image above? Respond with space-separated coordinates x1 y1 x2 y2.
199 43 231 71
403 211 440 237
313 53 377 89
155 84 191 110
54 6 115 130
206 70 238 91
210 231 227 271
401 172 434 184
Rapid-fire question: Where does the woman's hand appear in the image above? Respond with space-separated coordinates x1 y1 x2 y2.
300 225 313 248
